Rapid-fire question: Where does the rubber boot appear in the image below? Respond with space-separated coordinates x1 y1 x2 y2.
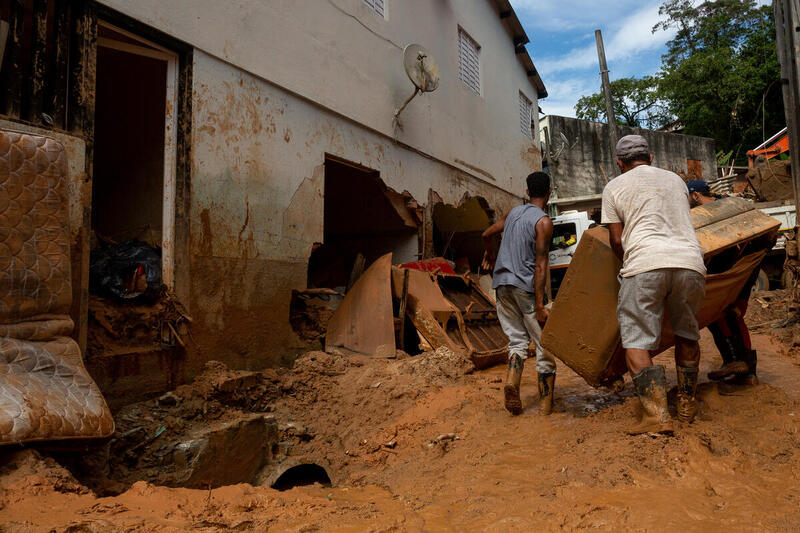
537 372 555 416
676 365 699 423
628 365 674 436
731 350 759 385
708 337 748 380
504 354 524 415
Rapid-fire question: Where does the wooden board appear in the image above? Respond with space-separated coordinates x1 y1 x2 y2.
326 253 395 356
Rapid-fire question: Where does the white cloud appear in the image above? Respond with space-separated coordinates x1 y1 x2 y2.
532 3 675 75
537 77 599 117
511 0 645 32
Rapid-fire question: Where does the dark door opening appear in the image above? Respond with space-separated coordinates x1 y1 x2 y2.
87 23 177 357
92 26 167 247
307 156 420 289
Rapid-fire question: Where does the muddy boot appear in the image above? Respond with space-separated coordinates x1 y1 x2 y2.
730 350 759 385
537 372 555 415
504 354 524 415
708 338 748 381
628 365 673 436
676 365 699 423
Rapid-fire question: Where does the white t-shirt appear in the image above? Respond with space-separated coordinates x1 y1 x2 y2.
601 165 706 278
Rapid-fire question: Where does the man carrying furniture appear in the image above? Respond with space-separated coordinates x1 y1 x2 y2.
688 179 761 386
482 172 557 416
602 135 707 435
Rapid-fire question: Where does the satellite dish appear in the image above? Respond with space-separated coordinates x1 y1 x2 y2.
394 44 440 126
403 43 440 92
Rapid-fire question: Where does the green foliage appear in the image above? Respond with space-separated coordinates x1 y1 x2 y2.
574 0 783 162
575 76 671 130
655 0 783 160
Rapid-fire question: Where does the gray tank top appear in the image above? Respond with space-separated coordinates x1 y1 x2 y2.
492 204 547 292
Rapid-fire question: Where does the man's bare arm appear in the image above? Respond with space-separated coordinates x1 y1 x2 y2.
481 212 509 268
608 222 624 262
534 216 553 324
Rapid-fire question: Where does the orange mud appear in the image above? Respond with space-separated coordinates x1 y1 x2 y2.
3 298 800 531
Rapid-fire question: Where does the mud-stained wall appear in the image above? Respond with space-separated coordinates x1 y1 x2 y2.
542 116 716 199
188 51 526 371
94 0 542 196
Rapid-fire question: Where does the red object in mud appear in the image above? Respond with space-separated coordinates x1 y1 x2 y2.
400 257 456 275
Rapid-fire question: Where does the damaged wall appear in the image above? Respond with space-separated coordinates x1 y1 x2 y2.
9 0 547 381
542 115 717 199
187 49 526 371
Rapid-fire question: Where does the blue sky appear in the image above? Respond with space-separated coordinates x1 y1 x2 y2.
510 0 676 118
511 0 772 118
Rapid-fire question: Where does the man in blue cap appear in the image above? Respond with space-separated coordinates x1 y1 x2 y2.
687 179 760 385
686 179 718 208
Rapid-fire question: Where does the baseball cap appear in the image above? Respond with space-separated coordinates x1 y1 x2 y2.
686 179 710 194
615 135 650 158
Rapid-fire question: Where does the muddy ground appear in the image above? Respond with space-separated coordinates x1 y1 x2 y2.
3 293 800 531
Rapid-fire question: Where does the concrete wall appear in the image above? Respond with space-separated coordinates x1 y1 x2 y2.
85 0 545 373
541 115 716 199
188 50 526 370
96 0 542 195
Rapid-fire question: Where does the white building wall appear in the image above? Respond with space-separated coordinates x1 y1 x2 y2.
89 1 544 370
95 0 542 193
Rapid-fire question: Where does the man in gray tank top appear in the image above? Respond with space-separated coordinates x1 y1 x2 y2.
482 172 556 415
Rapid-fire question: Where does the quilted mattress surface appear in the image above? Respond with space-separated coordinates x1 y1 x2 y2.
0 130 113 444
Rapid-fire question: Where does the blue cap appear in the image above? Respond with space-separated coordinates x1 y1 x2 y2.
686 179 710 194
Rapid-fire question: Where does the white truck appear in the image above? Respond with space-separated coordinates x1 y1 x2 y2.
549 210 594 297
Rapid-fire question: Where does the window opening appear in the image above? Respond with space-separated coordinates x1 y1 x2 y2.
519 91 533 139
363 0 385 18
458 28 480 95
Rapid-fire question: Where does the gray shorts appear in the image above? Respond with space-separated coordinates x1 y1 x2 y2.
617 268 705 351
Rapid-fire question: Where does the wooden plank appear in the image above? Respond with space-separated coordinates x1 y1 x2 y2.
51 0 70 129
326 253 396 356
398 269 409 351
68 0 96 138
29 0 48 123
4 0 24 118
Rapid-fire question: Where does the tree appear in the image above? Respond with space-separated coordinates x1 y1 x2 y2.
654 0 783 160
575 76 671 130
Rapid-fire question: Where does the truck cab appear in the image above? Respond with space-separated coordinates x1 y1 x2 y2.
549 210 594 297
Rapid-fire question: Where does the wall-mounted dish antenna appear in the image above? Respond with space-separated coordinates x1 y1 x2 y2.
393 44 440 127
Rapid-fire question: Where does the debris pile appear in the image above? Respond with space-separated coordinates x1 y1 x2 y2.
67 361 282 494
88 290 192 355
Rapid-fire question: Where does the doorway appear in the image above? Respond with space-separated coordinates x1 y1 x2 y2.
91 21 178 288
87 22 179 357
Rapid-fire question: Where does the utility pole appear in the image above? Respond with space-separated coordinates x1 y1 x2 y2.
774 0 800 321
595 30 618 167
775 0 800 205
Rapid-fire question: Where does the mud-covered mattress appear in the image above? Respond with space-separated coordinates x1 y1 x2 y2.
0 130 113 444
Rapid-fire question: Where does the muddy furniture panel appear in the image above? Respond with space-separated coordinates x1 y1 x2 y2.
542 199 780 388
0 130 113 444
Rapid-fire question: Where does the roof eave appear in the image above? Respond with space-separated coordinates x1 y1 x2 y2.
490 0 547 99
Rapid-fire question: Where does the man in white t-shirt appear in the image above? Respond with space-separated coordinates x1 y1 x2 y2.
601 135 706 436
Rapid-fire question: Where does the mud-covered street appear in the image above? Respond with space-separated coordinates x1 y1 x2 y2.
2 293 800 532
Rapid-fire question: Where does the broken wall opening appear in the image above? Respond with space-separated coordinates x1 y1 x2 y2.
307 156 421 290
432 196 494 273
